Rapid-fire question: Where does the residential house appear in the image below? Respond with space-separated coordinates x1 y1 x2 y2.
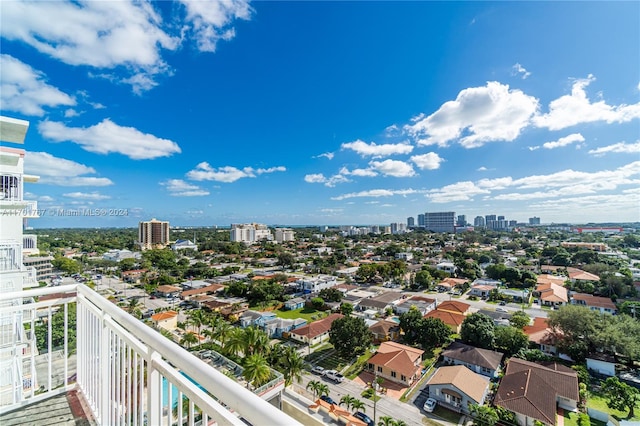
494 358 579 426
122 269 147 284
368 319 401 344
586 353 616 377
567 267 600 283
283 297 305 311
437 277 469 293
436 262 457 274
534 282 568 308
357 291 404 314
425 365 491 414
469 279 501 298
297 275 338 293
570 293 617 314
239 310 276 328
155 285 182 298
441 342 504 378
289 313 343 346
151 310 178 331
238 310 306 338
181 283 225 301
523 317 558 356
201 299 232 313
367 341 424 387
394 295 436 316
424 300 471 333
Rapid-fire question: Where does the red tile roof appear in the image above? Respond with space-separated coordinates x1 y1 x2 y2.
290 313 343 339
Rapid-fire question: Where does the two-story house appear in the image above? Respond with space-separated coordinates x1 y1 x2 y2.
366 341 424 387
441 342 504 378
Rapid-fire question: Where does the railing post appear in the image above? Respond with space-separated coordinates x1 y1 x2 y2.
147 351 161 426
100 312 111 425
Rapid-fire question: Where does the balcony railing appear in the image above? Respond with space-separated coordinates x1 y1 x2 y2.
0 284 302 426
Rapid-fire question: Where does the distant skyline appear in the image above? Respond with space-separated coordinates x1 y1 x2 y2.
1 1 639 228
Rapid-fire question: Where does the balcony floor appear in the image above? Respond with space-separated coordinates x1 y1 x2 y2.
0 390 94 426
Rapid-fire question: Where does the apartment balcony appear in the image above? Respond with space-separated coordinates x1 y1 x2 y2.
0 284 302 426
22 201 39 218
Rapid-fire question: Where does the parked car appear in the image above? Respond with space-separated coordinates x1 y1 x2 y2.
354 411 374 426
423 397 437 412
320 395 337 405
499 301 506 306
496 307 508 313
324 370 344 383
311 366 325 375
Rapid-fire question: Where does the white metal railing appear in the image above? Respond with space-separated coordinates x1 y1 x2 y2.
22 201 39 218
0 284 302 426
0 174 22 202
0 240 21 272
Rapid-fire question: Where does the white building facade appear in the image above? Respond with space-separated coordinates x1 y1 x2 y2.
230 223 273 244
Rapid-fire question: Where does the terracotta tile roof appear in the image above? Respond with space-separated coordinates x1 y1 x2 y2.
151 310 178 321
441 277 469 285
495 358 579 425
442 342 504 371
571 293 617 311
156 285 181 293
368 341 424 378
181 283 225 297
537 274 566 286
567 268 600 281
535 282 568 303
426 365 490 404
424 310 465 328
290 313 343 339
436 300 470 314
523 317 557 345
368 319 400 336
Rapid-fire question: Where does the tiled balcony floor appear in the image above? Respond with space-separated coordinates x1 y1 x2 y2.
0 390 94 426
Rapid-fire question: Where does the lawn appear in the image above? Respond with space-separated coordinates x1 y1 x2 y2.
562 410 606 426
274 307 326 322
305 346 346 371
587 393 640 421
432 406 462 424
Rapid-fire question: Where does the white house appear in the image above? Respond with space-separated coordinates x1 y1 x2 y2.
297 275 337 293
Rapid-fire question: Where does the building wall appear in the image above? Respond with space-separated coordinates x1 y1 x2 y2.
424 212 455 233
138 219 170 250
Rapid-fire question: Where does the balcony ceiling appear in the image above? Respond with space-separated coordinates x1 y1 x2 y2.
0 116 29 144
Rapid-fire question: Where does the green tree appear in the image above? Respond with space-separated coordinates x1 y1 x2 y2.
509 310 530 329
277 252 295 270
340 395 357 411
418 317 452 349
329 316 373 359
242 354 272 387
52 256 82 275
469 404 499 425
414 270 433 289
180 331 199 349
494 326 529 356
281 346 305 386
399 306 423 345
378 416 394 426
460 313 495 349
350 398 365 413
318 287 343 302
306 380 329 401
35 303 77 352
340 302 354 316
601 377 640 418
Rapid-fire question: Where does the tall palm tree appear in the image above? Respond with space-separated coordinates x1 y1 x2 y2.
180 331 199 349
212 319 233 349
306 380 329 401
350 398 365 413
282 346 305 386
339 395 357 411
242 326 269 357
242 354 272 388
186 309 206 335
225 327 245 357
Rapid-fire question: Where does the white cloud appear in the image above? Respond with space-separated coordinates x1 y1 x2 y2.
528 146 540 151
341 139 414 158
186 162 286 183
63 191 110 200
178 0 251 52
533 75 640 130
38 119 181 160
161 179 209 197
316 152 334 160
477 166 489 172
410 152 443 170
588 141 640 156
24 151 113 186
331 188 420 201
512 63 531 79
405 82 539 148
542 133 585 150
0 1 250 93
304 173 327 184
0 54 75 116
427 181 490 203
339 167 378 178
369 159 416 177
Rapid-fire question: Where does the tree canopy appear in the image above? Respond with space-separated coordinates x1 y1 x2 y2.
329 316 372 359
460 313 495 350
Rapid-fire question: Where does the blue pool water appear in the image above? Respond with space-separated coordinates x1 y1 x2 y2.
161 373 205 408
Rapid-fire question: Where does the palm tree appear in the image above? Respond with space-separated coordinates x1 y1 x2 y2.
393 421 407 426
242 354 272 388
306 380 329 401
212 318 233 348
224 327 245 357
242 326 269 357
180 331 199 349
282 346 305 386
378 417 394 426
350 398 365 413
186 309 206 335
339 395 357 411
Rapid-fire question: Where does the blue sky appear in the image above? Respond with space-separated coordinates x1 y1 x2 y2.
1 1 639 228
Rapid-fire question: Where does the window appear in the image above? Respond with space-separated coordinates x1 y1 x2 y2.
391 371 396 378
377 366 382 373
368 363 373 370
401 375 406 382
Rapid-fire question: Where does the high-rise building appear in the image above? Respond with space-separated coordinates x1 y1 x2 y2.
424 211 456 233
417 213 425 228
529 216 541 225
407 216 415 228
230 223 273 244
138 218 170 250
0 115 40 406
457 215 467 227
274 227 295 243
474 216 485 227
